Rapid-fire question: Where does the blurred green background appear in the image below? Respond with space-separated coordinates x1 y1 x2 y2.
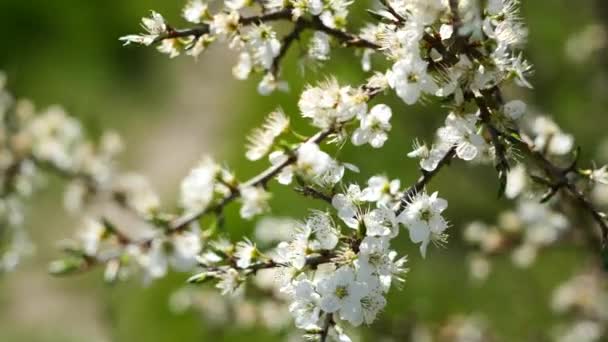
0 0 607 341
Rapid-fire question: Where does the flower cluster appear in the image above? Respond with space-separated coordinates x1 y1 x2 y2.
0 73 122 272
550 270 608 342
119 0 363 95
0 0 604 341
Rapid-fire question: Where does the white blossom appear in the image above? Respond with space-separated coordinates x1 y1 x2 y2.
233 52 253 80
352 104 392 148
245 109 289 161
226 0 252 11
78 218 106 256
503 99 527 120
210 12 240 40
309 31 331 61
332 184 363 229
239 185 270 219
505 164 527 199
246 24 281 70
289 277 322 329
364 207 398 238
274 237 307 270
258 73 288 95
216 268 242 295
590 165 608 185
299 79 368 129
235 239 258 269
180 157 218 215
398 191 449 257
531 116 574 155
317 266 369 326
388 57 437 105
437 113 486 162
183 0 209 24
141 229 202 279
360 175 401 207
305 211 340 250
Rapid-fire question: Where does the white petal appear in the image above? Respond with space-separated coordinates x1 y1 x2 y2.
456 142 478 161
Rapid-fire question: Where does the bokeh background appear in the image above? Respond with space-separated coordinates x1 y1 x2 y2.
1 0 607 341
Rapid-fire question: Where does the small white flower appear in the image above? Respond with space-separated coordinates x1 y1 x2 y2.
307 0 324 16
532 116 574 155
332 184 363 229
187 34 214 59
140 229 202 280
355 274 387 325
437 113 486 162
235 239 258 269
517 200 568 246
388 57 437 105
296 142 333 180
170 230 203 271
183 0 209 24
257 73 288 95
356 236 390 277
420 143 453 172
305 211 340 250
245 109 289 161
360 175 401 207
269 151 294 185
590 165 608 185
265 0 288 12
141 11 167 35
403 0 445 25
233 52 253 80
239 185 270 219
503 100 526 120
398 191 449 257
254 217 298 244
309 31 331 61
505 164 527 199
119 11 167 46
246 24 281 70
180 157 218 215
317 266 369 326
289 277 322 329
210 12 240 40
157 38 182 58
299 79 368 129
351 104 392 148
226 0 252 10
511 243 537 268
216 268 242 295
274 237 307 270
78 218 106 256
364 207 398 238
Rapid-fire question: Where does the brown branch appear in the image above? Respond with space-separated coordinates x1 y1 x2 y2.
305 16 380 50
396 147 457 215
295 185 333 204
319 313 335 342
155 9 293 43
477 90 608 249
168 127 336 232
270 19 307 75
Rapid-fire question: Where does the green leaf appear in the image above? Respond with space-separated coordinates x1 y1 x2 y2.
48 257 85 276
187 272 211 284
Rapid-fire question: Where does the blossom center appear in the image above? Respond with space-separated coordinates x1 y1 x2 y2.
335 285 349 299
420 208 432 222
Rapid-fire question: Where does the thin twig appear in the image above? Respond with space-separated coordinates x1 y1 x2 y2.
396 147 457 215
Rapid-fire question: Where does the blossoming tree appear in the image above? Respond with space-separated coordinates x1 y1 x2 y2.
1 0 608 340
